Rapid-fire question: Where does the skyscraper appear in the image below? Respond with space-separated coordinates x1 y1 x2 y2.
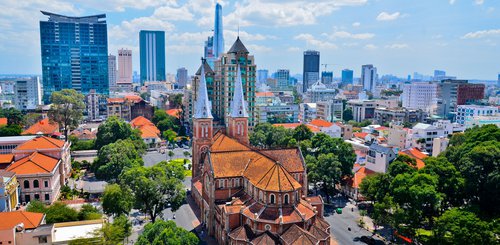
303 50 320 93
257 69 268 85
341 69 354 87
140 30 166 84
213 3 224 59
14 77 42 111
361 64 377 92
497 73 500 87
275 69 290 89
176 67 188 89
40 11 109 103
204 36 215 67
117 48 132 85
434 70 446 80
108 55 117 89
321 71 333 85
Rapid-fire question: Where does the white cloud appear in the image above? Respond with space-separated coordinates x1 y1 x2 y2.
246 44 272 53
364 44 377 50
329 31 375 40
352 22 361 27
385 43 409 49
294 33 338 49
461 29 500 39
287 47 301 52
449 0 456 4
475 0 484 5
376 11 401 21
153 5 195 21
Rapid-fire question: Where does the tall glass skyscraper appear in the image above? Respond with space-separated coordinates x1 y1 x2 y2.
40 11 109 103
341 69 354 87
139 30 166 84
303 50 320 92
213 3 224 58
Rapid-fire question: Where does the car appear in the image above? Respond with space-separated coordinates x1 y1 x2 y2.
335 208 343 214
359 235 376 245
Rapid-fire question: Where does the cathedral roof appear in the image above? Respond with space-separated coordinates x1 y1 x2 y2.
193 60 213 119
229 64 249 118
280 224 319 245
228 36 249 54
195 59 214 75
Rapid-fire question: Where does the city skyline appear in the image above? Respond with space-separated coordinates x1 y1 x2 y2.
1 0 500 80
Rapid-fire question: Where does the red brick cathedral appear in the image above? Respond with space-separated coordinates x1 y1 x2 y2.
191 58 331 244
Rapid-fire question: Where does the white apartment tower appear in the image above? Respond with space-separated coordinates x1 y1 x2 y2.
117 49 132 85
108 55 117 88
402 82 437 111
14 77 43 111
361 64 377 92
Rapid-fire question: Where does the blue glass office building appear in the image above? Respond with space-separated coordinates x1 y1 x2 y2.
40 11 109 103
139 30 166 84
341 69 354 87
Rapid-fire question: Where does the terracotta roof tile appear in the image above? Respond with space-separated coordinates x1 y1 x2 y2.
350 166 376 188
308 224 330 241
281 224 319 245
229 225 255 241
124 95 143 103
0 211 44 230
210 151 255 178
166 109 182 119
260 148 304 173
0 118 7 126
255 92 274 97
281 207 303 224
0 154 14 164
250 161 302 192
130 116 154 128
354 132 368 139
7 152 59 175
211 133 251 152
15 136 65 151
273 123 320 133
314 217 330 231
251 232 278 245
138 125 161 139
305 196 323 205
399 148 428 169
107 98 125 103
309 119 333 128
22 118 59 135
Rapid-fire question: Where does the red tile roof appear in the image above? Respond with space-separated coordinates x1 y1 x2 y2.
0 118 7 126
0 211 44 230
22 118 59 135
0 154 14 164
7 152 59 175
130 116 154 127
273 123 320 133
15 136 65 151
309 119 333 128
166 109 182 119
281 224 319 245
255 92 274 97
351 166 376 188
354 132 369 139
399 148 428 169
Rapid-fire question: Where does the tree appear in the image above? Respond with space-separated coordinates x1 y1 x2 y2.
168 150 175 160
421 157 465 209
119 161 185 222
102 184 133 217
136 220 198 245
183 151 191 158
0 107 24 126
95 116 144 150
249 123 295 148
78 204 101 220
433 208 496 245
163 129 177 144
90 215 131 245
342 108 353 122
293 124 313 142
93 139 144 182
45 202 79 224
0 124 22 136
48 89 85 140
306 153 342 202
26 200 47 213
168 94 183 108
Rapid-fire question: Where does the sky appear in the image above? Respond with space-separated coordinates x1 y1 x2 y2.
0 0 499 80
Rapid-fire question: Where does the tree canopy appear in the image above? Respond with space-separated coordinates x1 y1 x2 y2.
102 184 133 217
48 89 85 140
93 139 144 182
136 220 198 245
94 116 145 152
26 201 101 224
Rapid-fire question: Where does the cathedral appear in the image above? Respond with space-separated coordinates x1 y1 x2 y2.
190 41 332 244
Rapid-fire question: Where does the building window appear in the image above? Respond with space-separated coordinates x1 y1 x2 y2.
44 181 49 188
45 194 50 201
34 194 40 200
284 194 289 204
33 180 39 188
219 179 225 189
25 195 30 203
259 191 263 201
265 224 271 231
38 236 48 244
24 180 30 189
270 194 275 204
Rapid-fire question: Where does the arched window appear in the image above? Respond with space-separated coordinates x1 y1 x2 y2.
33 180 39 188
24 180 30 189
259 191 263 201
265 224 271 231
284 194 289 204
270 194 275 204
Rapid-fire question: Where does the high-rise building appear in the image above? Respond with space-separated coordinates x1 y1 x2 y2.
86 89 100 121
303 50 320 93
402 82 437 111
139 30 166 84
108 55 117 88
14 77 42 111
341 69 354 87
497 73 500 87
436 80 484 120
204 36 215 68
176 67 188 89
321 71 333 85
117 49 132 85
213 3 224 59
275 69 290 89
40 11 109 103
434 70 446 80
361 64 377 92
257 69 268 85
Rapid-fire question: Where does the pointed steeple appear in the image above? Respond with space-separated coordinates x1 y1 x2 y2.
194 59 213 119
230 64 249 118
228 37 249 54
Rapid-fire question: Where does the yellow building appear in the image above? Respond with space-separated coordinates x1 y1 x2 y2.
0 170 19 212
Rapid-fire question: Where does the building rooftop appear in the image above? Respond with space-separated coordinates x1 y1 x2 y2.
41 11 106 24
52 220 103 243
369 143 395 155
0 135 36 144
22 118 59 136
0 211 44 230
227 37 249 54
7 152 59 175
15 136 65 151
399 148 428 169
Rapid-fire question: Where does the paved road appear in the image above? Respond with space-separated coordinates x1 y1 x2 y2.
143 147 192 167
325 196 385 245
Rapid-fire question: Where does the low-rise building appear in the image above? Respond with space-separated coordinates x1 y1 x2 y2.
256 104 299 124
464 115 500 128
432 137 449 157
130 116 162 148
374 107 427 125
21 118 59 136
107 94 154 121
85 89 100 121
455 105 498 125
366 143 397 173
409 120 463 154
0 211 50 245
316 100 343 122
346 100 376 122
306 81 338 103
299 103 317 123
0 136 36 155
0 170 19 212
387 124 410 149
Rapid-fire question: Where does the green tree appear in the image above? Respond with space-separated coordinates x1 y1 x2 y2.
45 202 79 224
342 108 353 122
249 123 295 148
293 124 313 142
433 208 496 245
168 150 175 160
95 215 131 245
93 139 144 182
163 129 177 144
168 94 183 109
78 204 102 220
102 184 133 217
26 200 47 213
136 220 198 245
95 116 145 151
119 161 185 222
48 89 85 140
0 124 22 136
0 107 25 126
306 153 343 202
421 157 465 209
183 151 191 158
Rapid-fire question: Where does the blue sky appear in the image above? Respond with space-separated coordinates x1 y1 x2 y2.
0 0 499 80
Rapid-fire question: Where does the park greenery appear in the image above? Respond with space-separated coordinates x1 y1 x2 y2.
26 200 101 224
360 125 500 244
136 220 198 245
152 109 186 139
48 89 85 140
102 184 134 217
93 139 144 182
94 116 146 152
250 123 356 201
68 215 131 245
0 107 28 136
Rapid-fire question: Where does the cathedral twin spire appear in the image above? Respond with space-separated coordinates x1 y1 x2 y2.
230 64 249 118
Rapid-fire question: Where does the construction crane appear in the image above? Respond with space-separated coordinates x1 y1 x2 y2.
321 64 339 72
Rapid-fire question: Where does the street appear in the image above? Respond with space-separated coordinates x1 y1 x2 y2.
142 147 191 167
